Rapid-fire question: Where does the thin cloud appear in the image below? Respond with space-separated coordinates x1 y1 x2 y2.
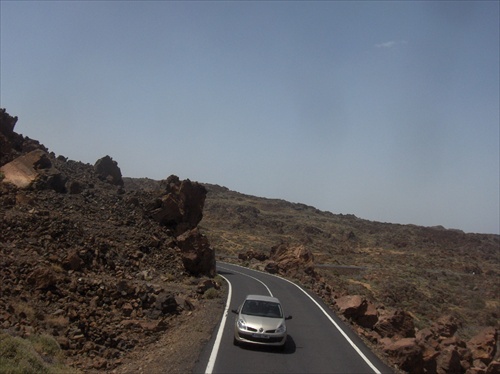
375 40 408 48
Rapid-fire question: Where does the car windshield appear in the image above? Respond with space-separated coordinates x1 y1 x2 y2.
241 300 283 318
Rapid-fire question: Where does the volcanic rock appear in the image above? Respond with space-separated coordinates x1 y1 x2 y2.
147 176 207 236
1 149 67 192
374 309 415 339
379 337 424 373
335 295 367 319
268 242 316 278
94 155 123 186
0 108 217 372
468 327 498 366
177 228 216 277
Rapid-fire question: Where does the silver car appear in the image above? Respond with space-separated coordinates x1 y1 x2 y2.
232 294 292 348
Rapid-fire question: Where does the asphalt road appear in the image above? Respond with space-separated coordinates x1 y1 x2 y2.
194 262 393 374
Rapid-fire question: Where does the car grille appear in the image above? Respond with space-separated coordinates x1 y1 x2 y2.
239 332 283 343
247 327 257 332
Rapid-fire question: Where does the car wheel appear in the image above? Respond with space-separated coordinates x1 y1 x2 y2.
233 337 239 346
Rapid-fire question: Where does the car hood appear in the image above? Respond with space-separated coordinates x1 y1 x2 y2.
240 314 284 331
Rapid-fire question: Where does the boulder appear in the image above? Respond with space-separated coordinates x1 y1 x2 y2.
486 361 500 373
467 327 498 366
0 107 17 136
154 292 179 315
1 150 67 192
147 176 207 236
379 337 424 373
94 155 123 186
435 345 462 374
336 295 367 320
374 309 415 338
433 315 459 338
264 261 279 274
357 300 379 329
268 242 315 277
176 228 216 277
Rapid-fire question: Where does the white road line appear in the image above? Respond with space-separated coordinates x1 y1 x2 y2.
218 265 273 297
217 262 383 374
204 274 231 374
276 274 382 374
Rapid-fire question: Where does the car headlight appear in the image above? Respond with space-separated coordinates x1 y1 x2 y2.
237 319 247 330
276 323 286 334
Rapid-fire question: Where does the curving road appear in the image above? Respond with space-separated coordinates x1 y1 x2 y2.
194 262 392 374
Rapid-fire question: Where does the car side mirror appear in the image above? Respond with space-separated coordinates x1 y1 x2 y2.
231 309 238 314
285 315 293 320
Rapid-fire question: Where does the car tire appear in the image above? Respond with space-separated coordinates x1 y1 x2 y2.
233 337 239 346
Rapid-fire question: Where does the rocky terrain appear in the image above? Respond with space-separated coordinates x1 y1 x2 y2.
1 107 499 373
0 108 222 372
198 185 499 373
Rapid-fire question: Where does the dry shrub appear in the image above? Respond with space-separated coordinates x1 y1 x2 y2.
0 332 78 374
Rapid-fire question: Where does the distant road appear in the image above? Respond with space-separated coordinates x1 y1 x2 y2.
194 262 392 374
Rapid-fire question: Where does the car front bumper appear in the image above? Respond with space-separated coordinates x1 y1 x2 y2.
234 329 287 346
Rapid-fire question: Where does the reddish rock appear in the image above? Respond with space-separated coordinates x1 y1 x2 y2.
177 228 215 277
380 337 424 373
486 361 500 373
468 327 498 365
1 150 67 192
268 242 316 278
436 345 462 374
374 309 415 338
336 295 367 320
357 300 379 329
433 315 460 338
147 176 207 236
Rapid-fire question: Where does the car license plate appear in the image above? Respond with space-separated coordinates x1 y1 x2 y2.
252 333 269 339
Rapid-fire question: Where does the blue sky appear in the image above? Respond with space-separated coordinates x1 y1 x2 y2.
1 1 499 234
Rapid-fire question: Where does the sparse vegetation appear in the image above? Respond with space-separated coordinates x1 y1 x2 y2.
203 288 219 299
0 333 78 374
200 183 500 338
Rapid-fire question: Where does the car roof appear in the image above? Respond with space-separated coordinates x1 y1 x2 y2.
245 294 281 304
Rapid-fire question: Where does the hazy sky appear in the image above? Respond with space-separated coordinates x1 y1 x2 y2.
1 1 499 234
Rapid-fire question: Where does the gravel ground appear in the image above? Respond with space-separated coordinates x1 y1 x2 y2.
112 295 226 374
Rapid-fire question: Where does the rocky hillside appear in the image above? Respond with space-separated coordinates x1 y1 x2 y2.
197 185 500 373
0 109 219 372
1 107 498 373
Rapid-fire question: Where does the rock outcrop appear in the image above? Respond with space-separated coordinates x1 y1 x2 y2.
265 242 316 279
94 155 123 186
177 228 216 277
146 175 207 236
242 238 500 373
1 149 67 192
0 108 216 371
